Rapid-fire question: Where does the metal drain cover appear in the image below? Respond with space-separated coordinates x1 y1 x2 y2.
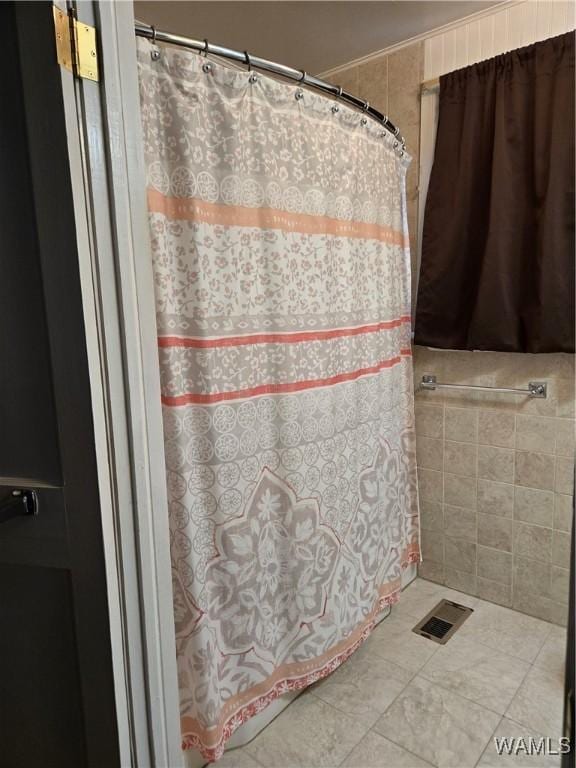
412 599 474 644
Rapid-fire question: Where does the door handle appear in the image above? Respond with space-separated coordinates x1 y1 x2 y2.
0 489 39 524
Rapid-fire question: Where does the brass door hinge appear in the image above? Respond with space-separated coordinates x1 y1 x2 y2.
53 6 99 82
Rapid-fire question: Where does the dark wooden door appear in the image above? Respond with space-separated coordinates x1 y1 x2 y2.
0 3 121 766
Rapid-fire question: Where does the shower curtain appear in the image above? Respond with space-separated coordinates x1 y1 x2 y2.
137 38 420 761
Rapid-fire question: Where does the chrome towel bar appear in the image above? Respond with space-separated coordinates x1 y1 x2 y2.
420 375 547 399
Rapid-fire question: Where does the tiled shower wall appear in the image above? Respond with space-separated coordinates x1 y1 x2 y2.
414 347 574 626
334 29 574 626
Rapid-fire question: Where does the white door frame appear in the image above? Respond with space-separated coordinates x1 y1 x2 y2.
60 1 183 765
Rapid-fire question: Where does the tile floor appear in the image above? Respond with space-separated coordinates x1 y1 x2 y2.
216 578 567 768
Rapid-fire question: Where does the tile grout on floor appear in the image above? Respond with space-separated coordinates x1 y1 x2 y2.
222 578 566 768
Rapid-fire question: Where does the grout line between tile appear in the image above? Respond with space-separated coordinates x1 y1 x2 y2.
417 646 532 721
472 714 505 768
306 695 373 767
333 674 422 767
367 679 442 766
432 628 548 668
362 726 437 768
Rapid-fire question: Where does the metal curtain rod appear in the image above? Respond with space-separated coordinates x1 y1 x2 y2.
134 22 405 150
420 375 547 399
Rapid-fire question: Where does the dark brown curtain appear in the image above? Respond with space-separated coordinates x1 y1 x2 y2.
415 32 575 353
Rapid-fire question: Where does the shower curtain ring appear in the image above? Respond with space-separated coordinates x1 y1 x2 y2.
150 25 161 60
201 40 213 72
332 86 343 113
299 70 307 83
245 52 258 82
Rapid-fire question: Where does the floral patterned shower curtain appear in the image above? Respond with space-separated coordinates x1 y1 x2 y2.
137 37 420 761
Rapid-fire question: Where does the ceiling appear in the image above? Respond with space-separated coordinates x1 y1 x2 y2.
133 1 503 74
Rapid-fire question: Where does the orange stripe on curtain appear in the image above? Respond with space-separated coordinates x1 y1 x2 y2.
157 316 412 348
161 350 412 405
147 188 409 247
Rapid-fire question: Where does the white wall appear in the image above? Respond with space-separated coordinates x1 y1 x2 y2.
424 0 575 79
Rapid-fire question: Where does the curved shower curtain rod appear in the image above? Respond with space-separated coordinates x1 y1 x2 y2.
134 22 405 152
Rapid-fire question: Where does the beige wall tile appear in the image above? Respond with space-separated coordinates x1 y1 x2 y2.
445 407 478 443
513 556 551 600
415 387 445 405
444 568 477 595
388 43 422 204
477 577 512 608
357 57 388 115
493 351 561 384
516 415 557 454
443 390 489 408
443 505 476 542
478 410 515 448
444 473 476 510
478 445 515 483
555 419 575 458
477 480 514 518
515 451 555 491
556 379 575 418
441 350 494 385
416 436 443 471
514 486 554 528
513 590 567 627
478 514 512 552
418 468 443 503
445 538 476 573
420 500 443 532
444 441 477 477
333 66 359 96
550 566 570 604
552 531 571 569
516 385 558 417
537 354 574 379
554 494 574 532
477 546 512 585
513 522 552 563
421 530 444 564
414 404 443 438
418 560 444 584
555 457 574 495
387 43 422 129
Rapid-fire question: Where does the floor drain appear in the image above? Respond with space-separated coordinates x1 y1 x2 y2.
412 599 474 644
